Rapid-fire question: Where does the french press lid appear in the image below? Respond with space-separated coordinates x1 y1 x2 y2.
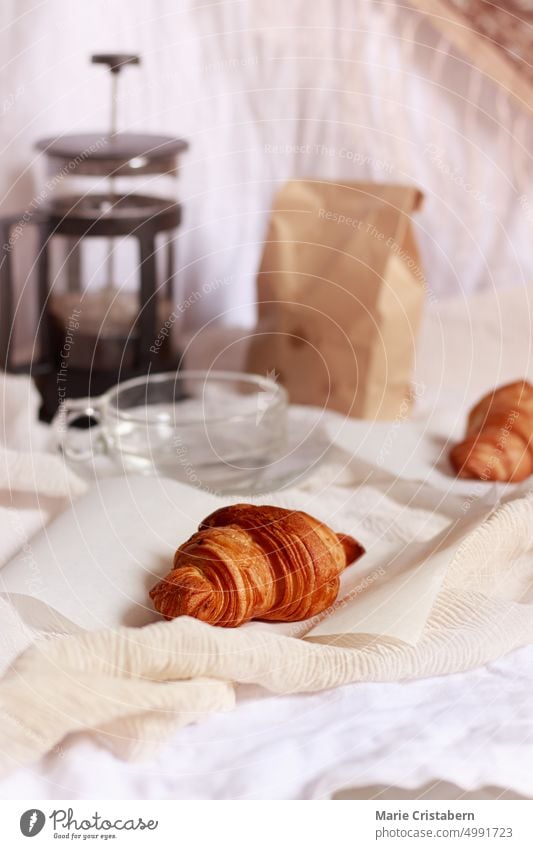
35 53 188 177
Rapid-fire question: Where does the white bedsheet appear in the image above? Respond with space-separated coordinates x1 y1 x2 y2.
2 648 533 801
1 285 533 800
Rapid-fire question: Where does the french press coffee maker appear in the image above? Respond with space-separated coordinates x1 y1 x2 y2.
0 53 188 420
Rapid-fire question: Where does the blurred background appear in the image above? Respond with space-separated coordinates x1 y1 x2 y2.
1 0 532 360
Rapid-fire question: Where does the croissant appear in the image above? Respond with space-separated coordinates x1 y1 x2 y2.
450 380 533 482
149 503 364 627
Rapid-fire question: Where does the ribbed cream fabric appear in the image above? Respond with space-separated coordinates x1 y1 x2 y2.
1 488 533 774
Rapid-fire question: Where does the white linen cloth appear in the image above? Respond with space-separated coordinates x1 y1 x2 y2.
2 284 533 798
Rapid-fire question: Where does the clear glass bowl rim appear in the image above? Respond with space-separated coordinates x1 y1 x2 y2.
103 369 288 427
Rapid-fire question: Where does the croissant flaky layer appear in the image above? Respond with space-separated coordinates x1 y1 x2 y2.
450 380 533 482
149 504 365 627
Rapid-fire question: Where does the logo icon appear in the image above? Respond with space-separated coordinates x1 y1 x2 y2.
20 810 46 837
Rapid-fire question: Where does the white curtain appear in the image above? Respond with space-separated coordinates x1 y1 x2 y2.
0 0 531 354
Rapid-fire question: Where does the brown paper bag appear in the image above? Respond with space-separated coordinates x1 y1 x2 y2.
246 180 425 419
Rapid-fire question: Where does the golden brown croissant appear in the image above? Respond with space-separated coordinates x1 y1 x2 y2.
450 380 533 482
149 503 364 627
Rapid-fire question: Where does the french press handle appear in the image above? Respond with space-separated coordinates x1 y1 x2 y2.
91 54 140 74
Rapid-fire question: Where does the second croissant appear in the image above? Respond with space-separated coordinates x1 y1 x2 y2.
149 503 365 627
450 380 533 482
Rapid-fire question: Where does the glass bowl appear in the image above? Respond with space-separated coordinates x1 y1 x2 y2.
57 370 288 494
